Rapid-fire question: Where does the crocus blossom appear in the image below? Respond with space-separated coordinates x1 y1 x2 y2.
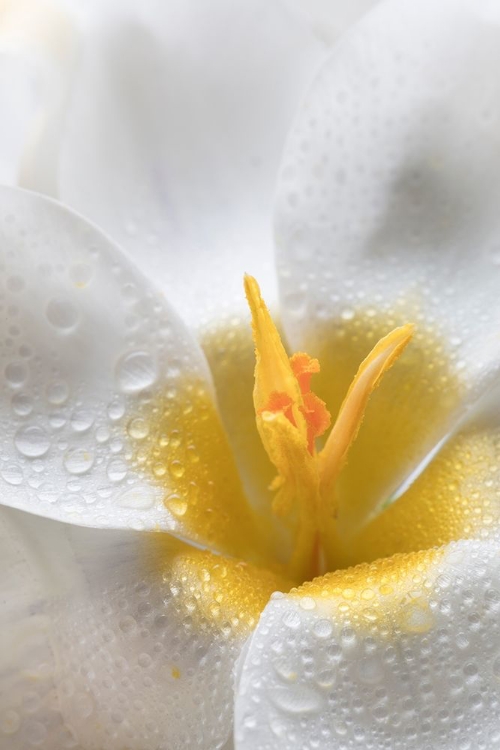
1 0 500 749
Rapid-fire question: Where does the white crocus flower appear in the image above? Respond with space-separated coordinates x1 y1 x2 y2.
1 0 500 749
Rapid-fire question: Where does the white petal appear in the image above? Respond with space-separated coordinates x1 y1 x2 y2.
276 0 500 391
30 0 329 326
0 505 284 749
274 0 500 522
235 538 500 749
0 186 258 557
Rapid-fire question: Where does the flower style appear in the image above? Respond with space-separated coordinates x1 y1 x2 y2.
1 0 500 749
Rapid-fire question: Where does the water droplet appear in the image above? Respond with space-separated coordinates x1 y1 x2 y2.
115 351 157 393
357 655 384 684
95 425 110 443
70 409 95 433
26 720 47 745
312 619 333 639
47 380 69 405
107 397 125 420
165 494 187 517
107 458 128 482
399 602 434 633
1 463 23 485
153 462 166 478
299 597 316 610
127 417 149 440
5 361 27 387
46 297 80 331
11 392 32 416
168 460 185 479
282 609 301 629
119 616 137 634
271 685 324 715
64 448 95 475
117 486 156 510
14 425 50 457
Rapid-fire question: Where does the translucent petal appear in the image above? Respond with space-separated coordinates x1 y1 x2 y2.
23 0 330 327
235 537 500 749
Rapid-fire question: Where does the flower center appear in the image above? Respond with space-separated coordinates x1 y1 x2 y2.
245 276 413 582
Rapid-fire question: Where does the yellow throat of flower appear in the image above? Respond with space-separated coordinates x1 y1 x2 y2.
244 275 414 582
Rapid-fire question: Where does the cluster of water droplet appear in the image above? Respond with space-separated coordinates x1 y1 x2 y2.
0 194 215 537
49 542 246 749
235 539 500 749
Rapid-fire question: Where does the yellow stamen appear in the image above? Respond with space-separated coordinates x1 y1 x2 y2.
245 275 413 580
245 276 328 580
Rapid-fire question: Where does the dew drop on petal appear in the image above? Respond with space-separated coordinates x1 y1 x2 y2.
164 493 187 517
127 417 149 440
115 351 157 393
1 463 23 485
11 392 32 416
46 297 80 331
64 448 95 475
5 361 27 387
271 685 324 715
14 425 50 458
117 486 156 510
70 409 95 433
46 380 69 405
107 458 128 482
357 655 384 685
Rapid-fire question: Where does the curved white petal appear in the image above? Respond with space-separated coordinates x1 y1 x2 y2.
28 0 329 326
276 0 500 392
0 186 261 558
274 0 500 521
235 538 500 749
0 505 284 749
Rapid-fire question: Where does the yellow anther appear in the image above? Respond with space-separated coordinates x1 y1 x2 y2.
244 275 305 430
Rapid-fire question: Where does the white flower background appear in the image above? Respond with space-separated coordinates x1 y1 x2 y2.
2 0 500 749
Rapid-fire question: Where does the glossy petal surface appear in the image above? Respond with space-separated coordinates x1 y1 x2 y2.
0 186 266 562
235 538 500 749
